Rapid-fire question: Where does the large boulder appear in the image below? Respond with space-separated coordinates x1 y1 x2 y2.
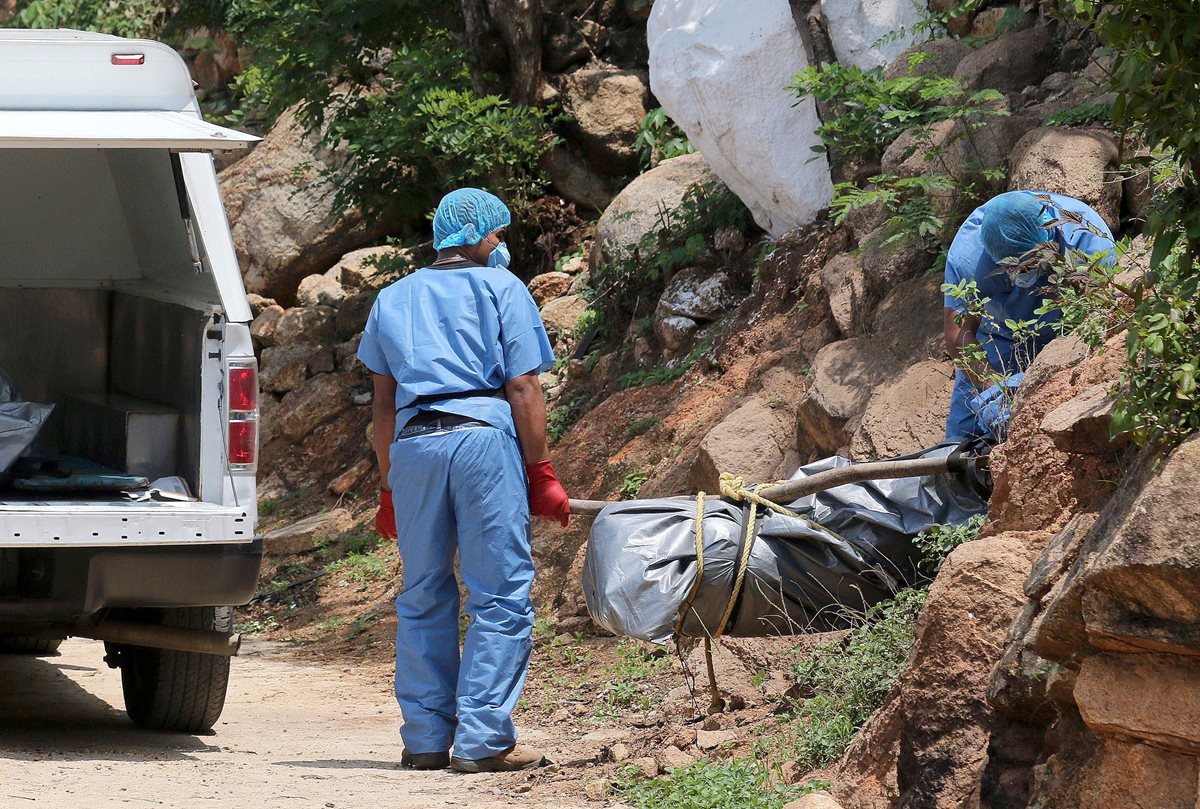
1008 127 1122 232
648 0 833 236
260 343 334 394
276 372 355 443
870 274 945 366
295 273 346 308
656 268 739 322
539 294 590 342
953 25 1056 93
884 38 973 81
273 306 336 347
543 144 615 213
690 388 801 492
561 68 649 172
220 106 390 302
795 338 900 457
591 152 719 268
849 359 955 460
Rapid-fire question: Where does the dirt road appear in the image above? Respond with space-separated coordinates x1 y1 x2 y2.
0 639 592 809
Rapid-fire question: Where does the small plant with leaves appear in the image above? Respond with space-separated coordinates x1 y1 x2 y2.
618 471 650 499
635 107 695 170
626 415 661 437
913 514 986 575
548 393 590 444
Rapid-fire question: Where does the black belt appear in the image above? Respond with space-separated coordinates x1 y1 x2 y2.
403 411 489 429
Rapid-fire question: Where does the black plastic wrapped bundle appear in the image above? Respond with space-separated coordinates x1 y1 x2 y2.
582 442 989 645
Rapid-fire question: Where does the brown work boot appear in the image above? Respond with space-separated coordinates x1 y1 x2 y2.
401 749 450 770
450 744 548 773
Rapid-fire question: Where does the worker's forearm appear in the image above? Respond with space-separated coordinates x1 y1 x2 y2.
372 400 395 490
506 375 551 464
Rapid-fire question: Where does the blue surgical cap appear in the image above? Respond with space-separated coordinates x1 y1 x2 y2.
979 191 1057 262
432 188 512 251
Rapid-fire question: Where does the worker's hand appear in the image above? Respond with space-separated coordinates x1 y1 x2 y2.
526 459 571 527
375 487 398 539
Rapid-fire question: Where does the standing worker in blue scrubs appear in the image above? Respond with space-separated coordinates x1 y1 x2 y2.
943 190 1116 442
358 188 571 773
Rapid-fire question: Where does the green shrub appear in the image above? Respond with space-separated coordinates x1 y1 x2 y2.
548 393 590 444
11 0 167 37
1043 99 1116 128
626 416 661 436
783 588 927 770
591 182 751 326
617 337 717 389
326 552 388 583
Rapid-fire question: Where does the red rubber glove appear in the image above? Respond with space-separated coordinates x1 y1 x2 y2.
526 459 571 527
376 488 398 539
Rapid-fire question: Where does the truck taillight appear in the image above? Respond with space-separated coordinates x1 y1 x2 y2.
229 365 257 412
227 359 258 471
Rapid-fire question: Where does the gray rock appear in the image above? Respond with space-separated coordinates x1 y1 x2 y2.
883 38 973 82
1008 127 1122 232
953 26 1056 93
264 508 354 555
260 343 329 394
295 273 347 308
562 68 649 171
276 372 354 442
250 304 285 349
543 145 614 213
656 268 739 322
795 338 900 456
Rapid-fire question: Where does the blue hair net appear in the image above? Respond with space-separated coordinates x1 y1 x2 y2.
432 188 512 251
979 191 1057 262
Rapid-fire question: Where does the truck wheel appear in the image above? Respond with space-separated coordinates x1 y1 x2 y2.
118 606 233 733
0 636 61 655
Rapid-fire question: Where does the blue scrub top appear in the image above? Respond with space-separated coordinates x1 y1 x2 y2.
357 261 556 438
944 191 1116 347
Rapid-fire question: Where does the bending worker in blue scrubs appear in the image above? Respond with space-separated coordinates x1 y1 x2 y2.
943 190 1116 442
358 189 571 773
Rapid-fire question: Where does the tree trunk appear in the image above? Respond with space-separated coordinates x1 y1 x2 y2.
459 0 544 106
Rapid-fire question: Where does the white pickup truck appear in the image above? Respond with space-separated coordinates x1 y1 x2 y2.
0 30 263 732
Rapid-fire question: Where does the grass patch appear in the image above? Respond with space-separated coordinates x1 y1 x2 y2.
781 588 928 770
615 758 826 809
617 338 715 390
258 487 311 519
326 551 389 583
314 616 348 634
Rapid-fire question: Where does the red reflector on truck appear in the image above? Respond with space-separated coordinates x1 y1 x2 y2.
228 420 257 466
229 366 257 412
111 53 146 66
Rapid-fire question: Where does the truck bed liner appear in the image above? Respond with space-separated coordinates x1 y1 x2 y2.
0 499 253 547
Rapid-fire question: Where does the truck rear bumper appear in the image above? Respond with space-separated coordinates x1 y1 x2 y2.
0 540 263 629
0 499 254 546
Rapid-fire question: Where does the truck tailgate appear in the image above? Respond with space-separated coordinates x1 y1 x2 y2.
0 500 253 547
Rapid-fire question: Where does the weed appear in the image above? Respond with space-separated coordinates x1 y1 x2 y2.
780 588 927 771
533 616 557 640
548 393 590 443
236 616 280 634
617 338 715 389
635 107 695 170
1043 99 1115 128
326 552 389 583
913 514 986 575
618 471 650 499
339 526 381 557
314 616 347 634
626 415 661 437
615 757 819 809
596 640 673 715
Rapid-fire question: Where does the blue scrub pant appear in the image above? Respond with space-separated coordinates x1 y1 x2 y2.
945 333 1021 443
388 424 534 760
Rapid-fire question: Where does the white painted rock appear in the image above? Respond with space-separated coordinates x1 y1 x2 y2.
822 0 927 70
648 0 925 236
648 0 833 236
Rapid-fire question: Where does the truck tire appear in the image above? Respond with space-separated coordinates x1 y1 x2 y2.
0 636 61 655
118 606 233 733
